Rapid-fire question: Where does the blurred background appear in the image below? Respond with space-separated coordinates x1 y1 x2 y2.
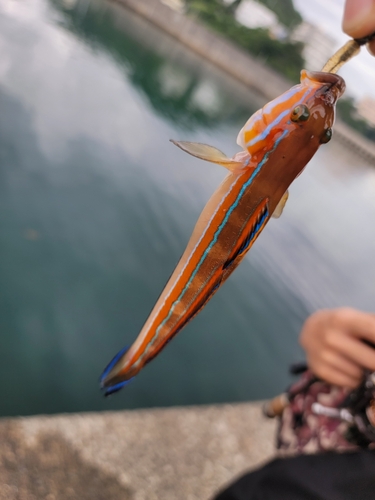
1 0 375 417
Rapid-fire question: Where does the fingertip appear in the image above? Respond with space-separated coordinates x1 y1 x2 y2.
342 0 375 39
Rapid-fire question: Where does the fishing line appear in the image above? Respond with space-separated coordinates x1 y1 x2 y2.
323 30 375 74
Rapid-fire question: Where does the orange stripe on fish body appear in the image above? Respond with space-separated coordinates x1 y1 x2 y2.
100 70 345 395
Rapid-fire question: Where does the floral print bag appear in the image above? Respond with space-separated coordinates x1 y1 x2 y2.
270 366 375 454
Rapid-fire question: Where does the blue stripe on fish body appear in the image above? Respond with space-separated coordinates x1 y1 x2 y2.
133 129 289 370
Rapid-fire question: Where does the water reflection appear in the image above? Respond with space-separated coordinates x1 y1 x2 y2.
52 0 256 130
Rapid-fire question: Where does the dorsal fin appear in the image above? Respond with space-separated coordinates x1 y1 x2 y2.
171 140 245 172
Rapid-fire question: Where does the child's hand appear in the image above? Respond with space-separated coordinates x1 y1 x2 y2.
300 308 375 388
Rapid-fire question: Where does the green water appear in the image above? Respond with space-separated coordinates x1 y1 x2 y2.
1 0 375 417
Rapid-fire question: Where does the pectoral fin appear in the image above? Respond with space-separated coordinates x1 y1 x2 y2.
272 191 289 218
171 140 244 172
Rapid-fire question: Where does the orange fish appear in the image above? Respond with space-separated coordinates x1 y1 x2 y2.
101 70 345 395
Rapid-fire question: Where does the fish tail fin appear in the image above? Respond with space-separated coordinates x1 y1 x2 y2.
100 345 133 397
102 379 132 397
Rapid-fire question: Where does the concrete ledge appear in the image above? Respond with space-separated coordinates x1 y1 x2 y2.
0 402 276 499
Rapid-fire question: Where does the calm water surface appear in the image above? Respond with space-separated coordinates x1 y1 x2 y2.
1 0 375 416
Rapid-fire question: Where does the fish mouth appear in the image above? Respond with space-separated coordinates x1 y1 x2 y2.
305 70 346 98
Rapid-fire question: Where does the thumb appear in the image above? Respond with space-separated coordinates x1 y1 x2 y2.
343 0 375 37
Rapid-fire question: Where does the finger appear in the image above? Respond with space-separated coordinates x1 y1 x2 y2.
342 0 375 39
327 333 375 371
308 349 363 386
331 308 375 344
318 350 363 381
314 364 361 389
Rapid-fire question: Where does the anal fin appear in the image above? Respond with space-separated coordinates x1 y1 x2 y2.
223 198 269 271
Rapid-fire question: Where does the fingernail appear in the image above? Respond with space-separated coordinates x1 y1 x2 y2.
343 0 374 34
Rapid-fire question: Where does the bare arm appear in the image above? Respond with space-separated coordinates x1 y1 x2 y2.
300 308 375 388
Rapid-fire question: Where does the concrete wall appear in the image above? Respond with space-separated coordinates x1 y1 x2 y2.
0 402 276 500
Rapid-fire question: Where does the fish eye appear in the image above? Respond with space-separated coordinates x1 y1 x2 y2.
291 104 310 122
320 128 332 144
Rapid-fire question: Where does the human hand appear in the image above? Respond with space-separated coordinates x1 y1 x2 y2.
300 308 375 388
343 0 375 55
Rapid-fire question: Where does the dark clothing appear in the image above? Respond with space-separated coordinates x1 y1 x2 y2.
215 451 375 500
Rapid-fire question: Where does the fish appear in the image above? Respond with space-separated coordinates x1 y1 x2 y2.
100 69 345 395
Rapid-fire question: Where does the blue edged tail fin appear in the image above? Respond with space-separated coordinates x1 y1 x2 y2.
100 345 129 381
102 379 132 397
100 345 133 397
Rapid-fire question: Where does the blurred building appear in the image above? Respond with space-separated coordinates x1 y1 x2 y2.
357 97 375 128
233 0 287 39
161 0 184 12
292 21 337 71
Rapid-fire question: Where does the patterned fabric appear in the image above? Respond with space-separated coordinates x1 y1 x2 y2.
277 370 375 454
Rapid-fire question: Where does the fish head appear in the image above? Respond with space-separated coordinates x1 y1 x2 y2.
291 70 345 143
237 70 345 156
